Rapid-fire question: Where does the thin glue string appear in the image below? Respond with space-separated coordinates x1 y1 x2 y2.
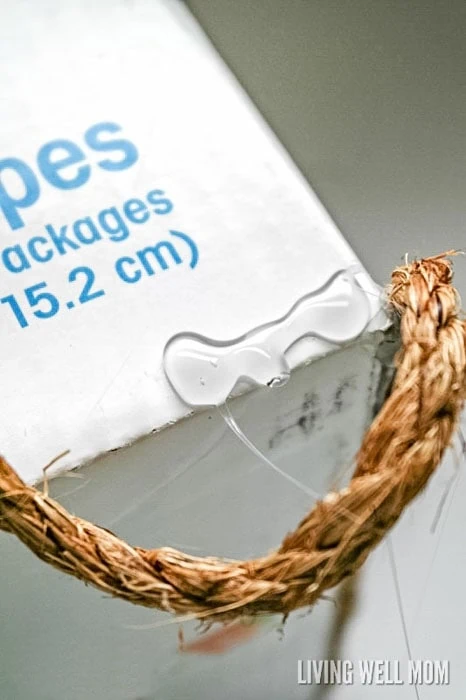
215 284 393 506
217 399 383 533
107 422 230 528
410 431 465 634
431 429 465 535
385 430 465 700
387 537 421 700
217 401 322 501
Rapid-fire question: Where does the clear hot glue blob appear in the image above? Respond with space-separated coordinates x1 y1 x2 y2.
163 268 376 407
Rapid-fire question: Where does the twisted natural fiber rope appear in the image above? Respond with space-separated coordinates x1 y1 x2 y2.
0 253 464 622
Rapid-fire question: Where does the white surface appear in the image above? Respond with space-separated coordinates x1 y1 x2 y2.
0 0 382 484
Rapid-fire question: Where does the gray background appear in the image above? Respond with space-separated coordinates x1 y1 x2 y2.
186 0 466 294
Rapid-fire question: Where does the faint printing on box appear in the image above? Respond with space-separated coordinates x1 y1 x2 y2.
297 659 450 686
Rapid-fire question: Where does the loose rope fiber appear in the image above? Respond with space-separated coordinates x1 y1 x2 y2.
0 253 465 622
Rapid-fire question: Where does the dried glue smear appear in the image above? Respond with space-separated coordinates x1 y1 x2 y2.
164 267 375 407
164 267 381 500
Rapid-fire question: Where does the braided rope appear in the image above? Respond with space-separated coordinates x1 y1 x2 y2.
0 253 464 622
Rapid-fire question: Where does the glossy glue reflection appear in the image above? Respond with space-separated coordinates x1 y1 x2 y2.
164 267 377 407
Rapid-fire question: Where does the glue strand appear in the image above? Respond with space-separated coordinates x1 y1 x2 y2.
411 430 465 632
430 469 460 534
387 536 421 700
431 430 464 533
217 402 322 500
107 423 229 527
218 403 376 530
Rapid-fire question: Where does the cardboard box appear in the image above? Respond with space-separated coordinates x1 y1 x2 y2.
0 2 395 699
0 0 388 483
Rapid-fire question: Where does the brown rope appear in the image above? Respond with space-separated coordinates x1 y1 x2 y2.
0 253 464 622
